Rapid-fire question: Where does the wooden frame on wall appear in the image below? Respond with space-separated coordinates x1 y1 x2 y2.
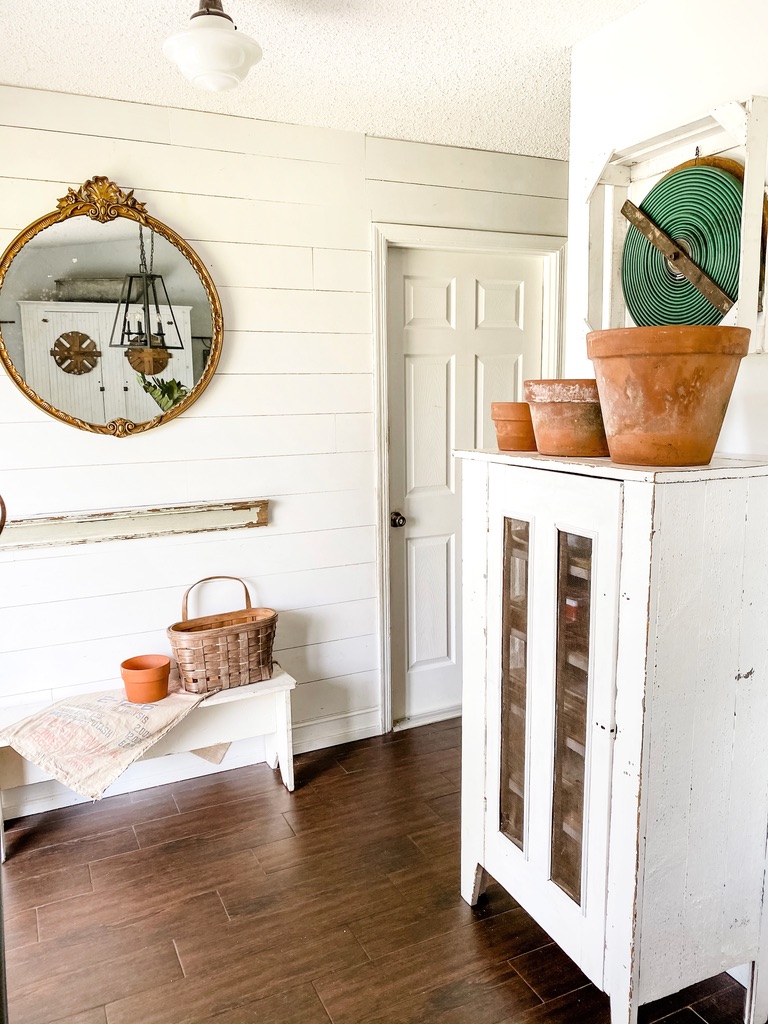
584 95 768 354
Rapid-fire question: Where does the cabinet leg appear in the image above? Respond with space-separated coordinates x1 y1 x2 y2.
461 862 489 906
609 989 639 1024
745 961 768 1024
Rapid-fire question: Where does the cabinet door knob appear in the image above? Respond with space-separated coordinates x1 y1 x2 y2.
390 510 407 528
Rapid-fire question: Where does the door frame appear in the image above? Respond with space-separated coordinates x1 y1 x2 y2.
372 222 568 733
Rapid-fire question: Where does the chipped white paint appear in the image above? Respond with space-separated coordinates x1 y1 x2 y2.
0 498 269 551
459 449 768 1023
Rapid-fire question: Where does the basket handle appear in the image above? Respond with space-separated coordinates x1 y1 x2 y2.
180 576 252 622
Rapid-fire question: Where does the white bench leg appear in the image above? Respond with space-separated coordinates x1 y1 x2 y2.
264 690 294 792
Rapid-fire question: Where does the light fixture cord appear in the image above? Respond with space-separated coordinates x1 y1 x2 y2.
137 225 156 274
138 225 148 274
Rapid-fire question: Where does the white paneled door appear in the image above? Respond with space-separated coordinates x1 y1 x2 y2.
387 246 546 726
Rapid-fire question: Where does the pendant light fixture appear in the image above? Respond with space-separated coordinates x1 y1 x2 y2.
109 225 184 353
163 0 262 92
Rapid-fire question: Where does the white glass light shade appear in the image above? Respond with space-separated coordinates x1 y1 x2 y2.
163 15 262 92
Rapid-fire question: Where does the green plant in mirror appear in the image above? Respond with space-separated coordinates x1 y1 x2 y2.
136 373 191 412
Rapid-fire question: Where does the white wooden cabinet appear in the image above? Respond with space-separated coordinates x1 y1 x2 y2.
458 449 768 1024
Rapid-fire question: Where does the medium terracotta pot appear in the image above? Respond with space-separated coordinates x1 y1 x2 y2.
120 655 171 704
523 379 609 457
586 325 750 466
490 402 537 451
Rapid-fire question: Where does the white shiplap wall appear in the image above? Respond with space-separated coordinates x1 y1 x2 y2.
0 85 567 816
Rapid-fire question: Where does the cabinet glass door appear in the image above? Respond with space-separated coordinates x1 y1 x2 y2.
551 531 592 903
500 517 530 849
482 463 622 988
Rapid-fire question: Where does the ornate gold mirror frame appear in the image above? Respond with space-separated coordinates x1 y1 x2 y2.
0 176 223 436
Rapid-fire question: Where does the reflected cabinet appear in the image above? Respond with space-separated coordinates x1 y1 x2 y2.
459 451 768 1024
19 301 195 426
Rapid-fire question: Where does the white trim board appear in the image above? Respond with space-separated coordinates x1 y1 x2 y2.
392 705 462 732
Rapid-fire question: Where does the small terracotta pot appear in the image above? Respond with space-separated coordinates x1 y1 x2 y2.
490 402 537 451
120 655 171 704
523 379 609 457
587 325 750 466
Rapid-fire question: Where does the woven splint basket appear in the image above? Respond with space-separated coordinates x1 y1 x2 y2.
167 576 277 694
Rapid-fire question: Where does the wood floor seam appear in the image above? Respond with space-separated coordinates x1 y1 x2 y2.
311 976 340 1024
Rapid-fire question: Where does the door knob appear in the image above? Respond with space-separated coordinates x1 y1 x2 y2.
390 510 407 528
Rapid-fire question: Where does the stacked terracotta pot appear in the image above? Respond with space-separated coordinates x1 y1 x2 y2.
491 380 609 458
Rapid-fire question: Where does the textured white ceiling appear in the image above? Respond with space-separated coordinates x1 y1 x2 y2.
0 0 645 159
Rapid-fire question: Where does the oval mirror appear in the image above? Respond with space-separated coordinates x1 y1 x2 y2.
0 177 223 436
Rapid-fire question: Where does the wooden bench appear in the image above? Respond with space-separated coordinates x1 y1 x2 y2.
0 666 296 861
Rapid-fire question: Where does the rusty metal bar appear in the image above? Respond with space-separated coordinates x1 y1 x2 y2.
621 199 734 315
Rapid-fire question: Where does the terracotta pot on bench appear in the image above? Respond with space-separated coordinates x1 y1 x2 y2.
120 655 171 704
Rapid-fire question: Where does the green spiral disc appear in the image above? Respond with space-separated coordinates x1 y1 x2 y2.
621 164 742 326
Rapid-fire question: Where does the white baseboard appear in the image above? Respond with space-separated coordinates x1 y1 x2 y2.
393 705 462 732
292 706 381 755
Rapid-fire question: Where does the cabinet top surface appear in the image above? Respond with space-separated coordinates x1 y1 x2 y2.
454 449 768 482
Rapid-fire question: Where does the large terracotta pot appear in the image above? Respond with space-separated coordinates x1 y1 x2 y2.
524 379 609 457
490 402 537 451
586 325 750 466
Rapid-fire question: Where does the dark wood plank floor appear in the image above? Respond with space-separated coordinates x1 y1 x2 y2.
0 719 745 1024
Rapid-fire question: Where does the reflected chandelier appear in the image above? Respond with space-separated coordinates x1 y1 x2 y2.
109 225 184 353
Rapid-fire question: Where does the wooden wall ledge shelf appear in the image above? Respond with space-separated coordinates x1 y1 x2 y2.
0 497 270 551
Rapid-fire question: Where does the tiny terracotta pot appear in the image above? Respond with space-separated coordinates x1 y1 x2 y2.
490 402 537 451
523 379 609 457
587 325 750 466
120 655 171 704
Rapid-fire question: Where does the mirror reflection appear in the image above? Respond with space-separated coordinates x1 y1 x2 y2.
0 178 222 436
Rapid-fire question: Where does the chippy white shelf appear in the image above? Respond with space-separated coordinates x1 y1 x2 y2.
0 496 270 551
0 666 296 861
